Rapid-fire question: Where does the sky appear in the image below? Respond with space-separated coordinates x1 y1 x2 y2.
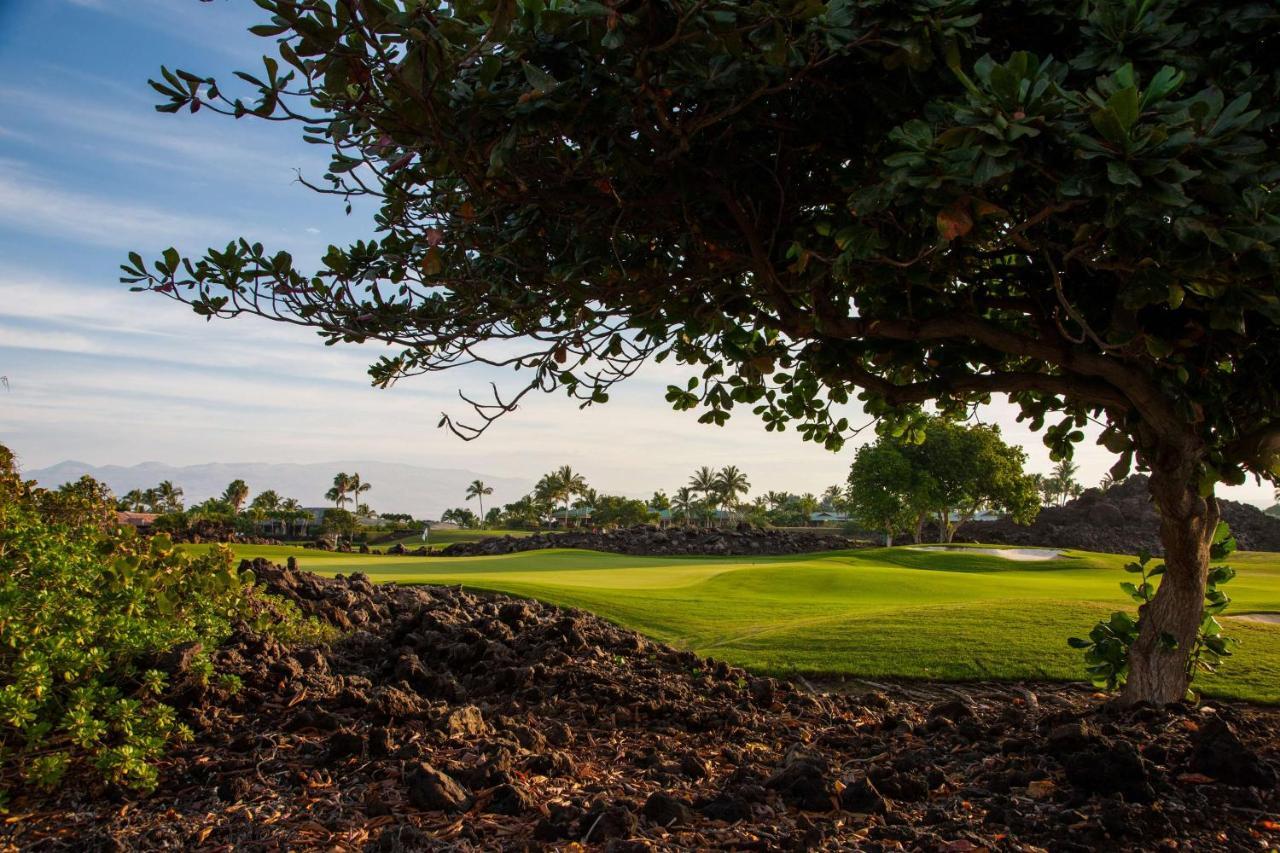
0 0 1273 511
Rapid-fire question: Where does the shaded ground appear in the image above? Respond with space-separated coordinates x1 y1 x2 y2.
5 561 1277 851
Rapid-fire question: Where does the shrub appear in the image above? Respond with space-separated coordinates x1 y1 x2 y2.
0 447 330 803
1069 523 1239 699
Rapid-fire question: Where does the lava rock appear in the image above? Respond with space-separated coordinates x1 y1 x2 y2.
405 763 470 813
1191 717 1277 787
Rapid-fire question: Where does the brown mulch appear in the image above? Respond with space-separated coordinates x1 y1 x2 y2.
3 559 1277 852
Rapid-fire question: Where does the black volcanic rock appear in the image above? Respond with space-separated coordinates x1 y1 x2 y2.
959 475 1280 553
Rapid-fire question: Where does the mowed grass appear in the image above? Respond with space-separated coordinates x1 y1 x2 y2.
372 528 535 551
195 543 1280 704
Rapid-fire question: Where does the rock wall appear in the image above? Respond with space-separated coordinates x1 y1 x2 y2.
959 475 1280 554
437 525 858 557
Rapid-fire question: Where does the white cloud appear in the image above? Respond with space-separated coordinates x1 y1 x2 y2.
0 159 245 249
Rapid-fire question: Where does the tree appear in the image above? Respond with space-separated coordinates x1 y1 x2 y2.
688 467 719 527
117 489 147 512
847 441 926 546
465 479 494 526
592 495 650 528
548 465 587 527
249 489 281 534
821 485 847 513
671 487 696 526
279 497 309 537
348 472 372 513
129 5 1280 704
221 479 249 513
320 507 358 542
914 420 1041 543
327 473 352 509
1045 459 1084 507
440 507 479 529
715 466 751 521
649 490 670 511
152 481 183 514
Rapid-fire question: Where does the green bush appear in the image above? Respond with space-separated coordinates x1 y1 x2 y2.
0 447 330 803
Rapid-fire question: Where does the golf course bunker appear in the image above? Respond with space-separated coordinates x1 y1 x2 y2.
908 545 1066 561
1230 613 1280 626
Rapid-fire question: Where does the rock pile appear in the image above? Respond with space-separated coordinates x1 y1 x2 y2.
9 559 1277 850
961 475 1280 554
438 524 857 557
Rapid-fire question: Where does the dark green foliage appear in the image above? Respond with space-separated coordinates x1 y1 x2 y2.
1070 523 1239 696
0 447 332 801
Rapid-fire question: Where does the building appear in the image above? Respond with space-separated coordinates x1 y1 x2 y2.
809 511 851 526
115 511 158 533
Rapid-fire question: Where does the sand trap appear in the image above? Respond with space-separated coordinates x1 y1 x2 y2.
1229 613 1280 625
908 545 1065 561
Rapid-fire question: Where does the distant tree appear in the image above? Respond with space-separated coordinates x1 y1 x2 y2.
764 491 792 512
221 479 249 513
152 480 183 514
249 489 281 534
821 485 847 512
671 487 696 525
592 495 650 528
320 507 358 542
465 479 494 527
348 472 372 512
548 466 587 527
1046 459 1084 507
115 489 147 512
714 466 751 521
441 506 479 529
688 467 719 527
329 473 352 509
484 507 502 527
649 490 670 511
572 487 599 510
916 420 1041 543
847 441 927 546
279 497 309 537
796 493 820 525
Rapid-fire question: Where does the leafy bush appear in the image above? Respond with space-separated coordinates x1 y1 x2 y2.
1070 523 1239 697
0 447 330 802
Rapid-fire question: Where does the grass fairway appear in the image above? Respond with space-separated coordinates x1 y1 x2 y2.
197 543 1280 704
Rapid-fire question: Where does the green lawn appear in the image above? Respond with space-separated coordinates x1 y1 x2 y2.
195 543 1280 704
371 528 535 551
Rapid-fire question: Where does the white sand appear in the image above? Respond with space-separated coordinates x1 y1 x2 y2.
908 545 1065 561
1228 613 1280 625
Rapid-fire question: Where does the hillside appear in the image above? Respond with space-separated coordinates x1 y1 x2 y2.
24 459 532 520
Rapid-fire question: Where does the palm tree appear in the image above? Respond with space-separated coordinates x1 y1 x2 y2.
348 472 372 514
688 466 719 526
117 489 147 511
154 480 184 513
250 489 281 534
715 466 751 521
465 479 494 527
764 490 790 512
1051 459 1081 507
551 465 587 527
797 492 819 525
329 472 352 508
671 487 696 525
221 479 250 513
821 484 845 511
573 487 599 509
279 497 308 537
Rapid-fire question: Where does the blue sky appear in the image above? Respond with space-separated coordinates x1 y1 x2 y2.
0 0 1272 509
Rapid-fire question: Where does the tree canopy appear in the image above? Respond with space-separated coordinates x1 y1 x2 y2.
126 1 1280 703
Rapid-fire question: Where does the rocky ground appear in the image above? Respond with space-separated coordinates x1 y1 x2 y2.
960 475 1280 554
5 559 1278 852
432 525 857 558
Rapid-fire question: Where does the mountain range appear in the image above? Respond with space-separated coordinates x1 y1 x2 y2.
25 460 534 520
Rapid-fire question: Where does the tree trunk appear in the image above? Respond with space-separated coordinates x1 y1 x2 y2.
885 530 894 547
1119 466 1219 706
937 509 950 543
913 514 925 544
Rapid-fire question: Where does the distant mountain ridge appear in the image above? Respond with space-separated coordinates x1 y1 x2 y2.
24 459 533 520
